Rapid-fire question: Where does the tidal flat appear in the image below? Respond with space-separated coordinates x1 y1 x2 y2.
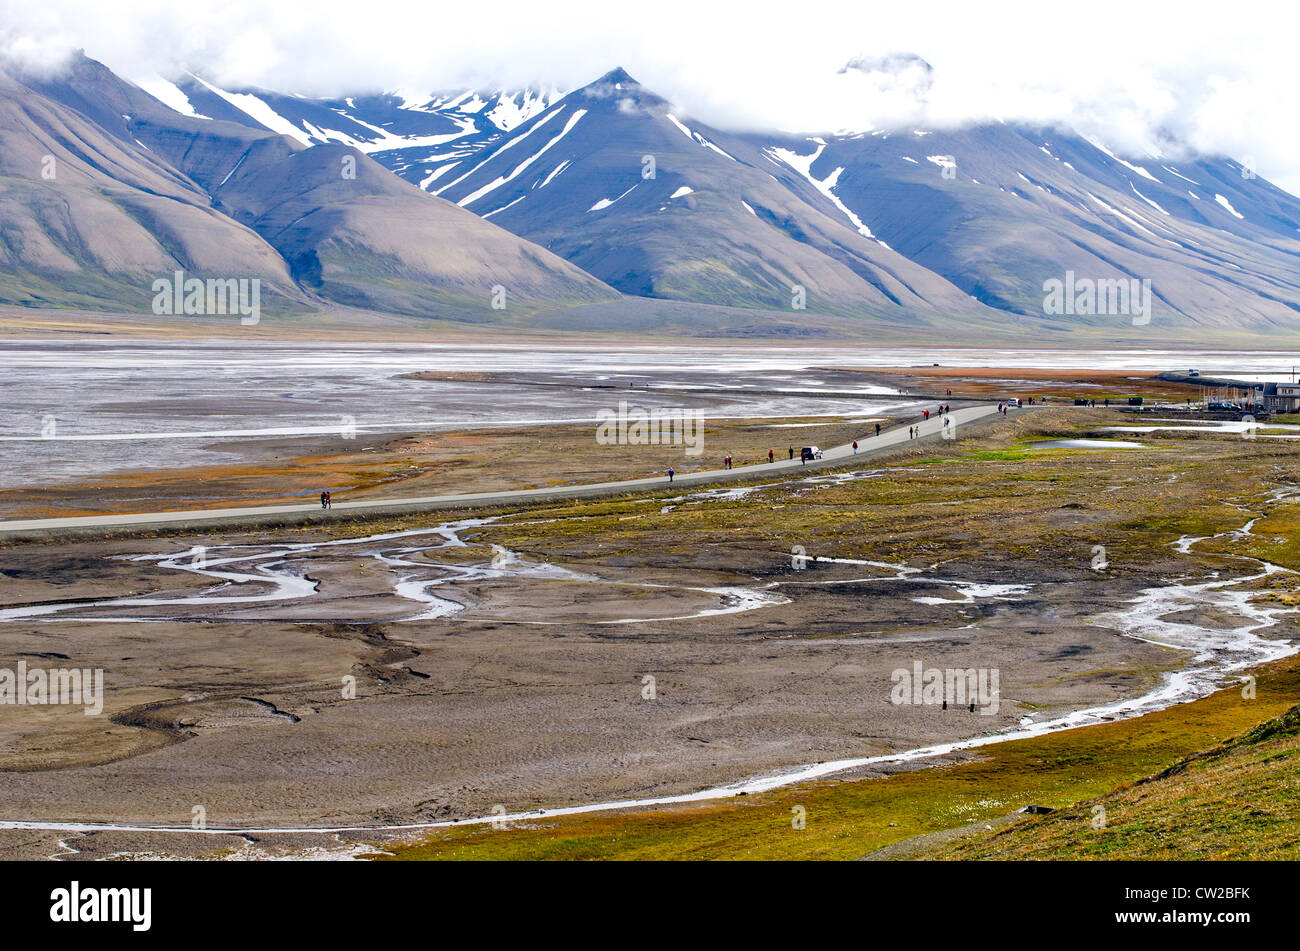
1 406 1297 859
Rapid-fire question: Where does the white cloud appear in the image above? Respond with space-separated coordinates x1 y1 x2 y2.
3 0 1299 192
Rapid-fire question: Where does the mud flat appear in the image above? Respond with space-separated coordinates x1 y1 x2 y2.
0 407 1297 858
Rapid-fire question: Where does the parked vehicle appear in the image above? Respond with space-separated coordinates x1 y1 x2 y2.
1006 398 1022 408
800 446 823 461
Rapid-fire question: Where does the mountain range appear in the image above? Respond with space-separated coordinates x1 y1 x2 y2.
3 52 1299 340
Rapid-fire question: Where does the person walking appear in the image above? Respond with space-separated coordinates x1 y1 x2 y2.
668 468 675 483
768 449 775 463
875 422 881 437
788 447 794 460
852 440 858 454
321 491 328 510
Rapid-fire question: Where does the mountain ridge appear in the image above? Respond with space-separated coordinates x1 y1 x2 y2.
3 53 1300 340
2 52 618 320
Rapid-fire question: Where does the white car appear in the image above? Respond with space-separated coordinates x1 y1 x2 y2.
800 446 823 461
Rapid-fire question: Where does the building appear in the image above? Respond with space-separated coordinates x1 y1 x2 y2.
1264 383 1300 413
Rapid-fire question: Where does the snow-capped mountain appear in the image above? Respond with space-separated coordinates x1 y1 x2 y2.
414 67 1300 330
1 53 614 319
181 62 1295 331
751 124 1300 327
134 74 564 189
4 51 1300 338
425 67 994 321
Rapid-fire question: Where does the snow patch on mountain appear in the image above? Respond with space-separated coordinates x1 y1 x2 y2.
1215 194 1245 219
419 163 460 189
589 182 638 212
1090 139 1161 182
335 113 479 154
1131 184 1169 215
665 114 737 161
435 107 564 196
539 160 571 188
458 108 588 208
484 87 565 131
483 194 527 219
137 75 210 120
1088 192 1161 237
190 75 313 146
769 144 876 240
1163 165 1201 186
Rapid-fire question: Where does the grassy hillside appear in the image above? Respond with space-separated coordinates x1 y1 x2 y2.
916 703 1300 860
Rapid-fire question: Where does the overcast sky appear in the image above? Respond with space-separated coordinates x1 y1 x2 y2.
5 0 1298 191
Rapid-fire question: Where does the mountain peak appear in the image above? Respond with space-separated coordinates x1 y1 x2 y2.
593 67 638 88
577 66 666 110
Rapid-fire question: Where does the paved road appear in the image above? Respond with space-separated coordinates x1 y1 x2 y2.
0 403 1010 537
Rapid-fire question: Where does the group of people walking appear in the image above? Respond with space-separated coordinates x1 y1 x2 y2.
921 404 950 420
910 402 953 439
664 399 989 482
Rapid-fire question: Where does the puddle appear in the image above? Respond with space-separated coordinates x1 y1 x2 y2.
1033 439 1149 450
